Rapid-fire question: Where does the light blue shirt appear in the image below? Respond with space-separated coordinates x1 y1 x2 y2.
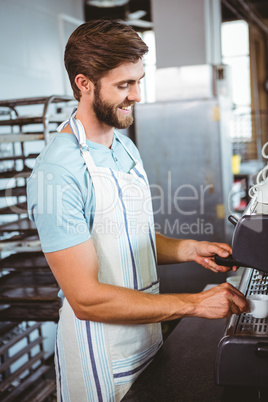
27 132 143 253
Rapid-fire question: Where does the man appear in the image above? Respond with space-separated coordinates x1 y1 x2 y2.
27 20 248 402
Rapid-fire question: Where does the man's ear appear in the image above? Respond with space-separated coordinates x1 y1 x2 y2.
75 74 94 95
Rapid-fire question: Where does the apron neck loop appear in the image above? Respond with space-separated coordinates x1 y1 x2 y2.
59 107 97 170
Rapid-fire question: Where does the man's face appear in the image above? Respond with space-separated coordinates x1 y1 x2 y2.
92 59 145 129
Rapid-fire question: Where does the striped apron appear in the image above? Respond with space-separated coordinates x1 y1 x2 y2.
55 110 163 401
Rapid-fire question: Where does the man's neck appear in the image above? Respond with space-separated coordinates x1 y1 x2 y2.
76 103 114 148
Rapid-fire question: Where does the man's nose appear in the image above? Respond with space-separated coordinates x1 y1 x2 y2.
127 84 141 103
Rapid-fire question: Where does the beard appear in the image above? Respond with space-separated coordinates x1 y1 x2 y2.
92 85 134 129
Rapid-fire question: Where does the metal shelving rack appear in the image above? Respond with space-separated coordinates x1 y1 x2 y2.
0 96 76 402
0 322 55 402
0 95 75 257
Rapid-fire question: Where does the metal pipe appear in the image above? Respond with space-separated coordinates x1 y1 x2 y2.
222 0 268 35
249 25 263 161
221 0 244 21
236 0 268 35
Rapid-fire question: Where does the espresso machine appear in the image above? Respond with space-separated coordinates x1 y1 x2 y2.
215 176 268 387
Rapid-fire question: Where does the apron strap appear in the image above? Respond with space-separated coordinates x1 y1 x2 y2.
114 131 139 165
57 107 97 170
57 108 79 142
80 143 99 173
114 131 146 182
75 119 97 171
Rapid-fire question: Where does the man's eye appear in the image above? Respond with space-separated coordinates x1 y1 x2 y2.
118 84 128 89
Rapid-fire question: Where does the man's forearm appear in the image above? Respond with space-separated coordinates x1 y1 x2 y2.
155 232 197 265
74 282 197 323
69 280 248 324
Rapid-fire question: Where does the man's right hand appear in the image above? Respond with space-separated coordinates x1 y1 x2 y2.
193 282 249 319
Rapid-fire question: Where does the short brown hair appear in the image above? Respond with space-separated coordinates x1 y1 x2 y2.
64 19 148 100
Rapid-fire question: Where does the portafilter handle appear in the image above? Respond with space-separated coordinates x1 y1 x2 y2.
215 254 239 268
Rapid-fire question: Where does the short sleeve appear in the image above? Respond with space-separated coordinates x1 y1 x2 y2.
27 163 93 253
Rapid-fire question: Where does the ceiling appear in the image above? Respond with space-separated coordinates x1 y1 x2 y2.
84 0 268 32
84 0 152 31
222 0 268 27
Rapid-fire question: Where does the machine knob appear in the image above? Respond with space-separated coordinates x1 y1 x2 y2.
228 215 239 227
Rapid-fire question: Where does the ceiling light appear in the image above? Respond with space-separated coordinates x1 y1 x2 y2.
86 0 129 7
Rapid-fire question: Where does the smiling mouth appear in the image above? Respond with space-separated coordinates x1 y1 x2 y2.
118 105 134 116
119 105 132 111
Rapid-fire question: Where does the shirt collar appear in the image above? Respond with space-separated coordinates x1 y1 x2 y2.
85 133 119 151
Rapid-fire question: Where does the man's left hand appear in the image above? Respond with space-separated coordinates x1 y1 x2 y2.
190 241 238 273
